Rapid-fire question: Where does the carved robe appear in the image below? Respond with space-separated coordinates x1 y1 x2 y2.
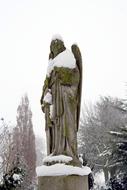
42 66 80 164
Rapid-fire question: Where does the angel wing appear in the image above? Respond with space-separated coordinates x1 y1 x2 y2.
71 44 82 131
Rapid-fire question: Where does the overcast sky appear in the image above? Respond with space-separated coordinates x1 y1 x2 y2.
0 0 127 137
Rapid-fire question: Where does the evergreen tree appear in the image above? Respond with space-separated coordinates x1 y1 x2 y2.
0 120 24 190
106 126 127 190
0 165 25 190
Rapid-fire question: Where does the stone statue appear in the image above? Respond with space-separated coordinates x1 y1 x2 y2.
40 35 82 166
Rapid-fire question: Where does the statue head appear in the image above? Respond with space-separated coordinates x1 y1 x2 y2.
50 36 66 59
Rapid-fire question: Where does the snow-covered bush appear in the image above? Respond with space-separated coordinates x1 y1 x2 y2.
0 166 24 190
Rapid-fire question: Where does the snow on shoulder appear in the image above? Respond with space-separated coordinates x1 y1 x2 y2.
46 49 76 77
54 49 76 69
36 164 91 177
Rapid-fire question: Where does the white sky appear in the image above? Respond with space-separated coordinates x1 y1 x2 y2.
0 0 127 137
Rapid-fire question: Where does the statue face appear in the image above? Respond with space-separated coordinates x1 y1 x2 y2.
50 39 65 57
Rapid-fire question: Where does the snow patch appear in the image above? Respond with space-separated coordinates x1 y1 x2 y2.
47 59 54 77
79 157 83 164
13 174 20 181
53 49 76 69
43 91 52 104
99 150 112 157
46 49 76 77
72 42 78 46
0 156 3 163
36 164 91 176
109 131 123 135
51 34 63 42
94 171 106 189
43 155 72 164
49 105 54 119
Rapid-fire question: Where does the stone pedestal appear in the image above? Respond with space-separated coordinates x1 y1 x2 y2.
38 175 88 190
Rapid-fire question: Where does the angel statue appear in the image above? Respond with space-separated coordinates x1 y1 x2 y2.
40 35 82 166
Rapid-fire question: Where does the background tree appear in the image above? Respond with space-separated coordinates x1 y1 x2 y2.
79 96 127 183
13 95 36 190
0 119 25 189
105 126 127 190
0 119 14 176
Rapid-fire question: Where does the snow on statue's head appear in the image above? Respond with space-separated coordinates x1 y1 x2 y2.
49 34 66 59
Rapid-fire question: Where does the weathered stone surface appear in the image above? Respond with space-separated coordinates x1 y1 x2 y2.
38 175 88 190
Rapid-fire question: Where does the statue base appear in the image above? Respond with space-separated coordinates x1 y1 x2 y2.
38 175 88 190
36 163 91 190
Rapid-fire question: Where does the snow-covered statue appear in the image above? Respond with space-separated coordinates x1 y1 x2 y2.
40 35 82 166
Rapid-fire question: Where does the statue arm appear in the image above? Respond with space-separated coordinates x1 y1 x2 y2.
40 77 50 112
41 51 53 112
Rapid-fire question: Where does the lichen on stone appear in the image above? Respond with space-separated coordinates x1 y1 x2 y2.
54 67 79 86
